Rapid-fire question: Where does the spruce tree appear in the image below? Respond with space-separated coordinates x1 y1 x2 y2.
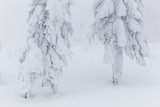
91 0 149 85
19 0 73 98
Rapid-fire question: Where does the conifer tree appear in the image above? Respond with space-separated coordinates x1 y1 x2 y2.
91 0 149 85
19 0 73 98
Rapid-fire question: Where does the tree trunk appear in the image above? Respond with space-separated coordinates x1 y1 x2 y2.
112 46 123 85
24 90 31 99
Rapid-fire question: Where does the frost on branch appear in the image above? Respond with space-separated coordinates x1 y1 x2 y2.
19 0 73 98
91 0 149 85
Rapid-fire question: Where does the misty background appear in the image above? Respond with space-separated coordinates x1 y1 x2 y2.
0 0 160 52
0 1 160 106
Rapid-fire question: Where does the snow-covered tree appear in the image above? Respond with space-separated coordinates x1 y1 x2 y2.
91 0 149 85
19 0 73 98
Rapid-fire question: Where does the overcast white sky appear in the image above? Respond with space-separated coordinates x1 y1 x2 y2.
144 0 160 42
0 0 159 51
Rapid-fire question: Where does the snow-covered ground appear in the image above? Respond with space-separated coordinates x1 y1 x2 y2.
0 0 160 107
0 43 160 107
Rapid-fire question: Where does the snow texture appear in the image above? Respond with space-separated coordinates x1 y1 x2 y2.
19 0 73 98
0 0 160 105
91 0 149 85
